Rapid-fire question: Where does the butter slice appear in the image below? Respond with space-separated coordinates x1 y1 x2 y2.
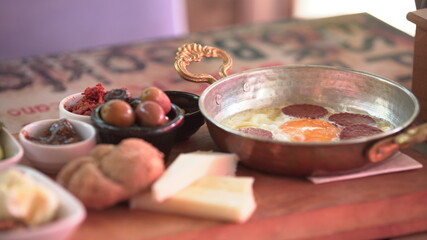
131 176 256 223
152 151 238 202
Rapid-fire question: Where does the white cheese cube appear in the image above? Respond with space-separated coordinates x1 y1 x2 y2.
131 176 256 223
152 151 238 202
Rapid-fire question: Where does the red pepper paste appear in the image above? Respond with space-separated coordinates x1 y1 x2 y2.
67 83 106 115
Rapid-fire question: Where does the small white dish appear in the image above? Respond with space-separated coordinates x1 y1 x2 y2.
0 165 86 240
18 119 96 174
59 93 91 124
0 126 24 169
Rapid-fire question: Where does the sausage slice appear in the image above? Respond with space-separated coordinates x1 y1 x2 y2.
340 124 383 140
281 104 328 119
329 112 376 127
238 127 273 139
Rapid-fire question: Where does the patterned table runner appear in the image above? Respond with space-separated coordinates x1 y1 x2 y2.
0 13 414 133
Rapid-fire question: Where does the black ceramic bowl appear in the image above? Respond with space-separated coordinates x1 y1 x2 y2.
91 103 184 159
165 91 205 141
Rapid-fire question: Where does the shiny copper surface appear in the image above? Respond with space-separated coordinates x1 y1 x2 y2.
175 44 425 176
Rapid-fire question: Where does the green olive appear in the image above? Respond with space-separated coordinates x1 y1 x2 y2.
140 87 171 113
135 101 167 127
100 99 135 127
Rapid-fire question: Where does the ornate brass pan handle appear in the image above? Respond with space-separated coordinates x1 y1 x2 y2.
174 43 233 84
368 122 427 163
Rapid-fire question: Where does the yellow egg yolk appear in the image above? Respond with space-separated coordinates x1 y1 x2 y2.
278 119 340 142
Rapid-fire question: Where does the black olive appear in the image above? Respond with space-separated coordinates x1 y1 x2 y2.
104 89 131 102
129 98 142 109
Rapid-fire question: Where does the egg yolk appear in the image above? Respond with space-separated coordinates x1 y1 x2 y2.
278 119 340 142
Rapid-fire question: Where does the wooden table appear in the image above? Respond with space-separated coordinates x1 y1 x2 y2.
65 125 427 240
2 12 427 239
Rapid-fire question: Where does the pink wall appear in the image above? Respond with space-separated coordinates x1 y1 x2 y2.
0 0 187 61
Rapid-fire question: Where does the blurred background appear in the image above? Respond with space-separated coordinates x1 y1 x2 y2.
0 0 420 61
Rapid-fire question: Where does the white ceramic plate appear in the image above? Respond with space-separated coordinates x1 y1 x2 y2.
0 127 23 169
0 165 86 240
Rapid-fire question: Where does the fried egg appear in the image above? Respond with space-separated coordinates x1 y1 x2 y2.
220 106 393 142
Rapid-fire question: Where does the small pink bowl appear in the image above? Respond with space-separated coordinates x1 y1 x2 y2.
59 93 92 124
